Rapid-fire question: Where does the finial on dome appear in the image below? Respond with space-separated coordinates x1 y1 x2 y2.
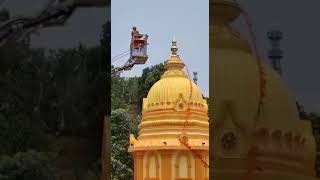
162 37 186 78
171 36 178 56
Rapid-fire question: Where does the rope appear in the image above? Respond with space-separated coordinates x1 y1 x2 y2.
237 1 266 126
178 58 209 168
236 1 266 179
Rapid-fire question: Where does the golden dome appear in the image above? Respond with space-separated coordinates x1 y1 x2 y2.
129 38 209 152
210 0 317 179
145 58 204 109
210 0 302 132
143 38 207 112
145 77 204 106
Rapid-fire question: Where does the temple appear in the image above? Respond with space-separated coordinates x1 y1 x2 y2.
129 38 209 180
210 0 317 180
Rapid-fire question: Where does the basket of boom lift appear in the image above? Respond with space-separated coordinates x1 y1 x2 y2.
130 27 148 64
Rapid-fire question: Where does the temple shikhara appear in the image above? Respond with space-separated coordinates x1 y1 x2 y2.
210 0 317 180
129 38 209 180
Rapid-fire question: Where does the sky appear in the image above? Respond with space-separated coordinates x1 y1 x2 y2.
239 0 320 113
111 0 209 96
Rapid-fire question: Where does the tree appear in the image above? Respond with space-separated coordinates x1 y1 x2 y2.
109 63 165 179
111 109 135 180
0 21 109 179
136 63 165 112
0 150 56 180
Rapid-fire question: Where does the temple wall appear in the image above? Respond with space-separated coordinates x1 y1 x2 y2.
134 150 209 180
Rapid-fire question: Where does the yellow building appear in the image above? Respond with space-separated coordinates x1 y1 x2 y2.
210 0 317 180
129 39 209 180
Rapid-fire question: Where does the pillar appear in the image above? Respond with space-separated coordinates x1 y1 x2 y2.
195 150 207 180
134 151 144 180
160 150 173 180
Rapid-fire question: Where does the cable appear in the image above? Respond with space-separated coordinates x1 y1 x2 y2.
111 52 130 65
112 49 130 61
237 0 266 126
233 0 266 127
178 57 209 168
236 1 265 179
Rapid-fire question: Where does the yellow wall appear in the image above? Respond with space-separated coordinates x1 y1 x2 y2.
171 151 195 180
134 150 209 180
143 151 161 180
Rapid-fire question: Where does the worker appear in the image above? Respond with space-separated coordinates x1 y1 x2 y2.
130 26 140 49
145 34 149 45
131 26 139 38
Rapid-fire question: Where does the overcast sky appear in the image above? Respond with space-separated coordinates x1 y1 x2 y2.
111 0 209 96
240 0 320 113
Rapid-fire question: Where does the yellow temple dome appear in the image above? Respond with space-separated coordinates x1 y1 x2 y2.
129 38 209 151
145 38 205 109
210 0 317 179
210 0 310 135
145 77 203 105
129 38 210 180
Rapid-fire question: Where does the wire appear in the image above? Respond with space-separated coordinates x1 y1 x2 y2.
178 57 209 168
237 0 266 127
111 51 130 63
236 1 265 180
112 50 130 60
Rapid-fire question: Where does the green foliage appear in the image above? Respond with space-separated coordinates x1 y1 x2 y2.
111 63 165 113
111 76 139 111
0 113 49 155
301 112 320 177
111 109 134 180
110 63 165 180
0 21 109 179
0 150 56 180
136 63 165 112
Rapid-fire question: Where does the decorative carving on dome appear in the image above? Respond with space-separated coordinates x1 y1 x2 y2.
253 128 308 153
179 133 189 145
221 131 237 150
216 128 246 158
174 93 188 112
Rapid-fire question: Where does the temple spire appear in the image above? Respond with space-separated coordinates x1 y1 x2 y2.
171 36 178 56
162 38 187 78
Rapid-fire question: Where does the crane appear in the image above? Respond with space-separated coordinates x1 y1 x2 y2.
111 26 149 75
